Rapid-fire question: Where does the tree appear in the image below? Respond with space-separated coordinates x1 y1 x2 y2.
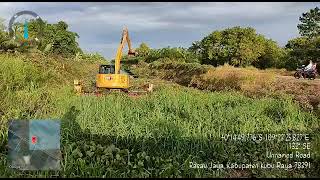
297 7 320 39
136 42 150 57
145 46 199 63
285 36 320 70
188 41 201 57
254 39 287 69
0 17 82 56
29 20 82 57
57 21 68 31
0 17 20 52
0 17 7 45
0 18 7 44
189 26 283 68
0 17 5 31
285 7 320 71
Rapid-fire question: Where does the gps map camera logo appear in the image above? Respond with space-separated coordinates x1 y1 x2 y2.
8 10 44 47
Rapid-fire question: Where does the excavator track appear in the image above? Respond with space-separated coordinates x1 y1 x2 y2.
74 80 153 98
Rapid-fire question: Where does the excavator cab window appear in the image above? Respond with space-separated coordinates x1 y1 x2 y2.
99 65 115 74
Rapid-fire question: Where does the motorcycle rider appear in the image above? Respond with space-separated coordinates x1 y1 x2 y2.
294 60 317 79
305 60 313 72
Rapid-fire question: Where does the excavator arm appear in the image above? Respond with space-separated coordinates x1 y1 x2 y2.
114 27 135 74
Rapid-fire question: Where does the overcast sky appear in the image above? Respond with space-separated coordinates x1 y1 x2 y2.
0 2 318 59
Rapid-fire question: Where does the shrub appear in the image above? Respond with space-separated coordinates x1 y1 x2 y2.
148 61 210 85
145 47 200 64
74 52 108 63
190 64 276 93
189 27 285 68
0 54 49 92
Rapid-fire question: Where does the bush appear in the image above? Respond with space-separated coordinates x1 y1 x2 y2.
284 36 320 71
189 27 285 68
74 52 108 63
190 64 276 93
0 54 49 92
145 47 200 64
147 61 210 85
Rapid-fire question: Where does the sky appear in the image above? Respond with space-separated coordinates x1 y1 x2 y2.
0 2 318 59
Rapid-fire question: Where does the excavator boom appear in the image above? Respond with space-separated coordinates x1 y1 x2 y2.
114 27 135 74
94 27 138 90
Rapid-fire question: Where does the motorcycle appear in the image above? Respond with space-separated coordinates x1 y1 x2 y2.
294 65 317 80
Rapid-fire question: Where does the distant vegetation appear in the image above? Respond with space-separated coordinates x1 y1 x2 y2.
131 6 320 72
0 18 107 62
189 27 286 69
1 7 319 69
0 6 319 178
127 6 320 112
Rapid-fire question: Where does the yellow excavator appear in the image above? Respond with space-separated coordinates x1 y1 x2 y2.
73 27 153 96
96 27 136 92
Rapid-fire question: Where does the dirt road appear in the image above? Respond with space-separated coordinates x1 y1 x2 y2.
277 75 320 86
274 75 320 110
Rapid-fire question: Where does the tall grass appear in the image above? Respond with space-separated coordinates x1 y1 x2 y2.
0 55 319 177
190 64 276 94
132 61 320 110
133 62 276 95
132 61 210 85
0 53 98 131
0 85 318 177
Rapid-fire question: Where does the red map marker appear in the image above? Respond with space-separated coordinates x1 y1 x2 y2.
31 136 37 144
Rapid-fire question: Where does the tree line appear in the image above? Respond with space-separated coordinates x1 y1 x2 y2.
134 7 320 71
0 6 319 71
0 18 81 57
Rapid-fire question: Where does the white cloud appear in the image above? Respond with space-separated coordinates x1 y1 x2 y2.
0 2 318 58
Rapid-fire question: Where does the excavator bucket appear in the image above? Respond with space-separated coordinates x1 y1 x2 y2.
128 50 136 57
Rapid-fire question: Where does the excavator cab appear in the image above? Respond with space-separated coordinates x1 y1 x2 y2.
96 64 129 89
99 65 115 74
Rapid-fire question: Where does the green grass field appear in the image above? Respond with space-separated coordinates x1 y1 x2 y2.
0 54 319 177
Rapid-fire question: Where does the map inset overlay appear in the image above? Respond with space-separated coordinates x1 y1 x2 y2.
8 119 61 170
